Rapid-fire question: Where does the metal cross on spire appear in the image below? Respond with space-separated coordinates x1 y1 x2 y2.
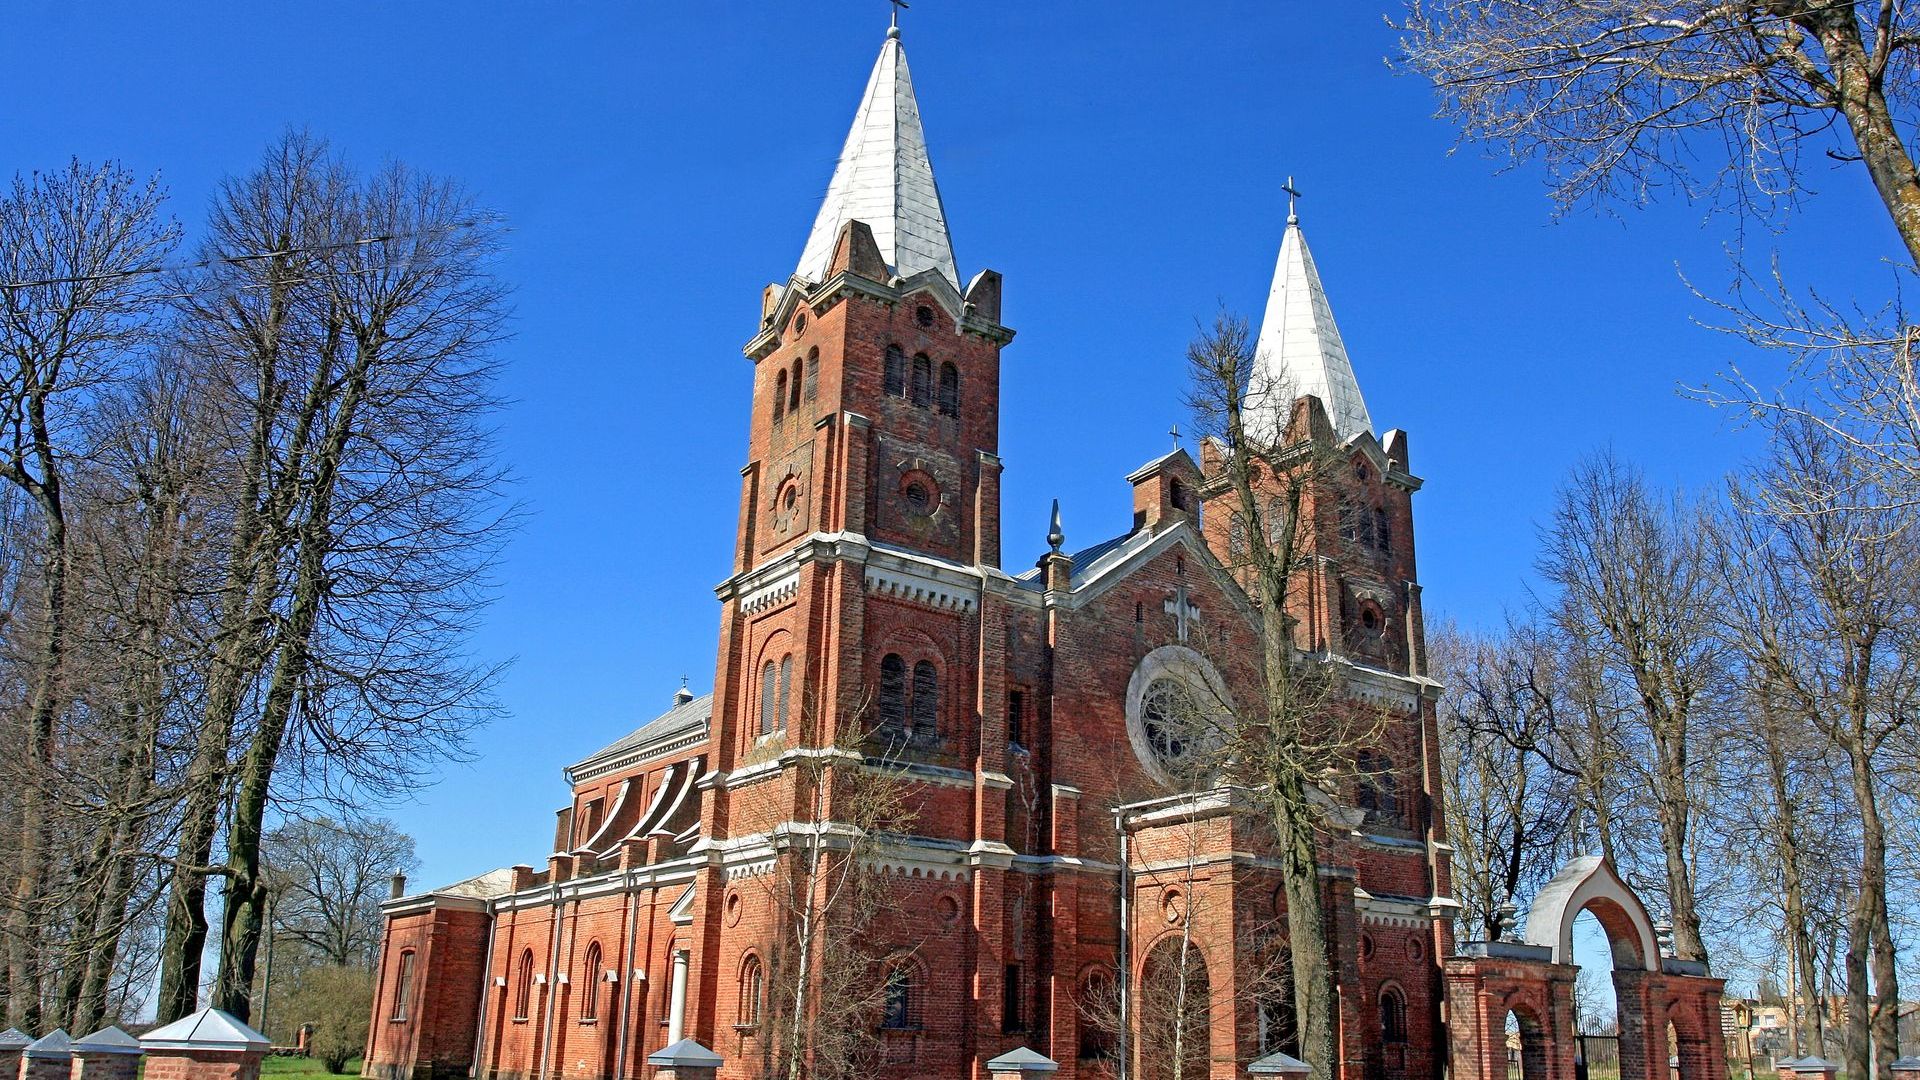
1282 175 1302 225
1169 422 1181 450
890 0 909 29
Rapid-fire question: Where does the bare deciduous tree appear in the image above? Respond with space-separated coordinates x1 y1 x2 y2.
1182 310 1391 1080
0 158 178 1027
1538 453 1725 962
1399 1 1920 264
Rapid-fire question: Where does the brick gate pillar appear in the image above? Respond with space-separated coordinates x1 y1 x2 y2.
72 1027 144 1080
1443 945 1579 1080
21 1031 71 1080
139 1007 269 1080
0 1028 28 1080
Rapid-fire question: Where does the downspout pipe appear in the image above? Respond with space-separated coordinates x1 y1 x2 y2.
613 872 641 1080
1116 810 1130 1080
537 883 565 1080
469 898 501 1078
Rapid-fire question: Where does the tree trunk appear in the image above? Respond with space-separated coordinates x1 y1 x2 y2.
8 497 67 1030
1800 7 1920 267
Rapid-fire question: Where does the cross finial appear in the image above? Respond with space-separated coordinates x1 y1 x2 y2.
1281 175 1302 225
1169 422 1181 450
889 0 909 31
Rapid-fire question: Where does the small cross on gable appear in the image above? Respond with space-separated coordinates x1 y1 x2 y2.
1164 584 1201 643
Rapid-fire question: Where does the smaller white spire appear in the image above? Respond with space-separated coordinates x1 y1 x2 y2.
1248 197 1372 444
794 28 958 289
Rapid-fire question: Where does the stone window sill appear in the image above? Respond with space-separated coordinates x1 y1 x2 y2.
578 1019 597 1027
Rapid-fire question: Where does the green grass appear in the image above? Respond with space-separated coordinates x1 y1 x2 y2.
259 1056 362 1077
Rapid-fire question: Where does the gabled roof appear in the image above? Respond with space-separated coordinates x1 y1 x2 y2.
0 1029 28 1051
568 692 712 779
1250 217 1373 444
793 27 958 290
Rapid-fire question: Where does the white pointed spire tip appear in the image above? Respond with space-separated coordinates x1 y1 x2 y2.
794 25 959 290
1250 214 1373 444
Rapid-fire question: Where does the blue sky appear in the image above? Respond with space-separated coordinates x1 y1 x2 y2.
5 2 1906 905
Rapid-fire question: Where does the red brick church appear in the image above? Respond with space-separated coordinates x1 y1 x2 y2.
364 23 1730 1080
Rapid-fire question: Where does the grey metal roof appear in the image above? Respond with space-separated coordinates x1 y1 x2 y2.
23 1031 71 1059
72 1027 143 1056
794 28 958 290
1249 218 1373 443
572 692 713 772
1015 530 1137 589
140 1008 268 1052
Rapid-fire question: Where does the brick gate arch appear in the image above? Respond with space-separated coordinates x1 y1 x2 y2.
1445 859 1730 1080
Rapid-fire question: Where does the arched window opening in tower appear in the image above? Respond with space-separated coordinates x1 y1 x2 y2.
937 361 959 416
580 942 602 1022
788 358 802 413
773 368 788 423
911 659 939 736
777 654 792 731
760 660 777 736
884 344 906 398
910 353 932 407
882 962 918 1029
879 653 907 729
804 347 819 401
1380 984 1408 1044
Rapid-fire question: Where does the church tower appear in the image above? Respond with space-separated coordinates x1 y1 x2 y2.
693 24 1022 1076
734 24 1013 578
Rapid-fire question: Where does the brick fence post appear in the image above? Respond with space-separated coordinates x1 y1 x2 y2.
985 1046 1058 1080
0 1028 28 1080
643 1038 721 1080
1890 1057 1920 1080
1248 1050 1313 1079
72 1026 144 1080
22 1031 72 1080
1790 1058 1840 1080
139 1008 269 1080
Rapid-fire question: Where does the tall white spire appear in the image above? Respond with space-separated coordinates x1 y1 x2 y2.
1250 209 1373 443
794 27 959 290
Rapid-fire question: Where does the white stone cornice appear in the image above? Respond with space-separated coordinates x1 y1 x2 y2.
864 564 976 613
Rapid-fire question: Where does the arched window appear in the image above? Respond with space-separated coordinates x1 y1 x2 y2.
777 655 792 731
910 354 932 407
580 942 602 1022
514 949 535 1020
392 950 415 1021
1375 507 1392 554
789 359 803 413
760 660 777 736
804 348 819 401
879 654 907 729
739 954 764 1027
911 660 939 736
772 369 788 422
884 345 906 398
1358 752 1400 822
882 963 917 1029
1229 513 1249 559
1380 985 1408 1044
937 362 959 417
